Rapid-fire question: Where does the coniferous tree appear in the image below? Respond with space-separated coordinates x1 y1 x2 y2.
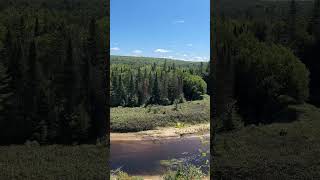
287 0 297 44
150 72 161 104
25 39 39 140
0 62 13 143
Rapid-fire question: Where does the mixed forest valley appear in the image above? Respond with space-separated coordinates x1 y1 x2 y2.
110 56 211 179
114 0 320 179
0 0 320 179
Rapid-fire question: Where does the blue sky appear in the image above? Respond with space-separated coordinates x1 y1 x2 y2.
110 0 210 62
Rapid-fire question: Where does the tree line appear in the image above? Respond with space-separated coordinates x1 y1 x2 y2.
0 0 108 145
111 58 208 107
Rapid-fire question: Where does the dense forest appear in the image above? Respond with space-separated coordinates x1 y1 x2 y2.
0 0 108 145
110 56 209 107
213 0 320 129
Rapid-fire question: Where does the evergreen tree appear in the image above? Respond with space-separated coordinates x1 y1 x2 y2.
287 0 297 44
0 62 13 142
127 73 137 107
25 39 39 140
150 72 161 104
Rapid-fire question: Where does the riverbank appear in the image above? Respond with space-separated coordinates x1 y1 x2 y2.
111 175 210 180
111 96 210 132
111 123 210 141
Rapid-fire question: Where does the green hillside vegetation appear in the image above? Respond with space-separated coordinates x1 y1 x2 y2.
111 55 207 67
111 56 209 107
111 95 210 132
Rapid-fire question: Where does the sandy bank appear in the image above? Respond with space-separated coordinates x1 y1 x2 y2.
111 123 210 141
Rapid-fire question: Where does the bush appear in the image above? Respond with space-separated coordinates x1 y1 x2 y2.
234 34 309 124
163 165 205 180
183 74 207 101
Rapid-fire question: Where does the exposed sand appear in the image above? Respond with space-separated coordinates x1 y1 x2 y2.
111 123 210 141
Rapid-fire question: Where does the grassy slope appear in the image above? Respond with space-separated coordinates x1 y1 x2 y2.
0 145 108 180
213 104 320 179
111 96 210 132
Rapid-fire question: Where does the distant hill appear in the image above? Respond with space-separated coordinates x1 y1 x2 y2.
110 55 208 68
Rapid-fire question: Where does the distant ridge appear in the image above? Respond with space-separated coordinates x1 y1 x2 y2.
111 55 208 67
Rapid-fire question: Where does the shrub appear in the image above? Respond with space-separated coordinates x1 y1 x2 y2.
163 165 205 180
234 34 309 124
183 74 207 101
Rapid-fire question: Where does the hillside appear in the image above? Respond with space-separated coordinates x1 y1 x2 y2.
111 55 208 67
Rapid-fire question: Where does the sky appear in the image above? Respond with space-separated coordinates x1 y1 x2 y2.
110 0 210 62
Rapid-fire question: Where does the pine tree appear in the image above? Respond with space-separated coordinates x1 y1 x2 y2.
116 74 126 106
0 62 13 142
150 72 161 104
25 39 39 140
63 37 76 114
127 73 137 107
34 17 40 37
288 0 297 44
310 0 320 39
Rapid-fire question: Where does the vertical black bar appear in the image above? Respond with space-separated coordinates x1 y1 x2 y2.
210 0 217 178
106 0 111 178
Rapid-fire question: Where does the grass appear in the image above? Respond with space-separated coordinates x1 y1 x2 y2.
111 165 207 180
213 103 320 179
0 144 108 180
111 95 210 132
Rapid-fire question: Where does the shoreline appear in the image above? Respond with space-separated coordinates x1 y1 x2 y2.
110 123 210 141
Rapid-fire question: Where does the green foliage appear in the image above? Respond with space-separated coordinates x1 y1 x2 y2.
0 145 108 179
111 169 143 180
183 74 207 101
111 96 209 132
111 56 208 107
235 34 309 124
0 0 108 144
212 104 320 179
163 165 205 180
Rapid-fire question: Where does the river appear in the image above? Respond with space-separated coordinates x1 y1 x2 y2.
110 134 210 176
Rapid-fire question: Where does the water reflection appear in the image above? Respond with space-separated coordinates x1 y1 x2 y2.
110 135 209 175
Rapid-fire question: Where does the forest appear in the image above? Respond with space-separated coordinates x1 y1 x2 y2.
111 56 209 107
0 0 108 145
212 0 320 179
214 0 319 127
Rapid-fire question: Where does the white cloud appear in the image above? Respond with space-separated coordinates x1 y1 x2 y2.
194 56 204 61
111 47 120 51
132 50 143 54
183 54 188 57
173 20 185 24
187 43 193 47
192 56 209 62
154 49 170 53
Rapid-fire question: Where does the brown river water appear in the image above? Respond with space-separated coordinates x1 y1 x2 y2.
110 134 209 176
